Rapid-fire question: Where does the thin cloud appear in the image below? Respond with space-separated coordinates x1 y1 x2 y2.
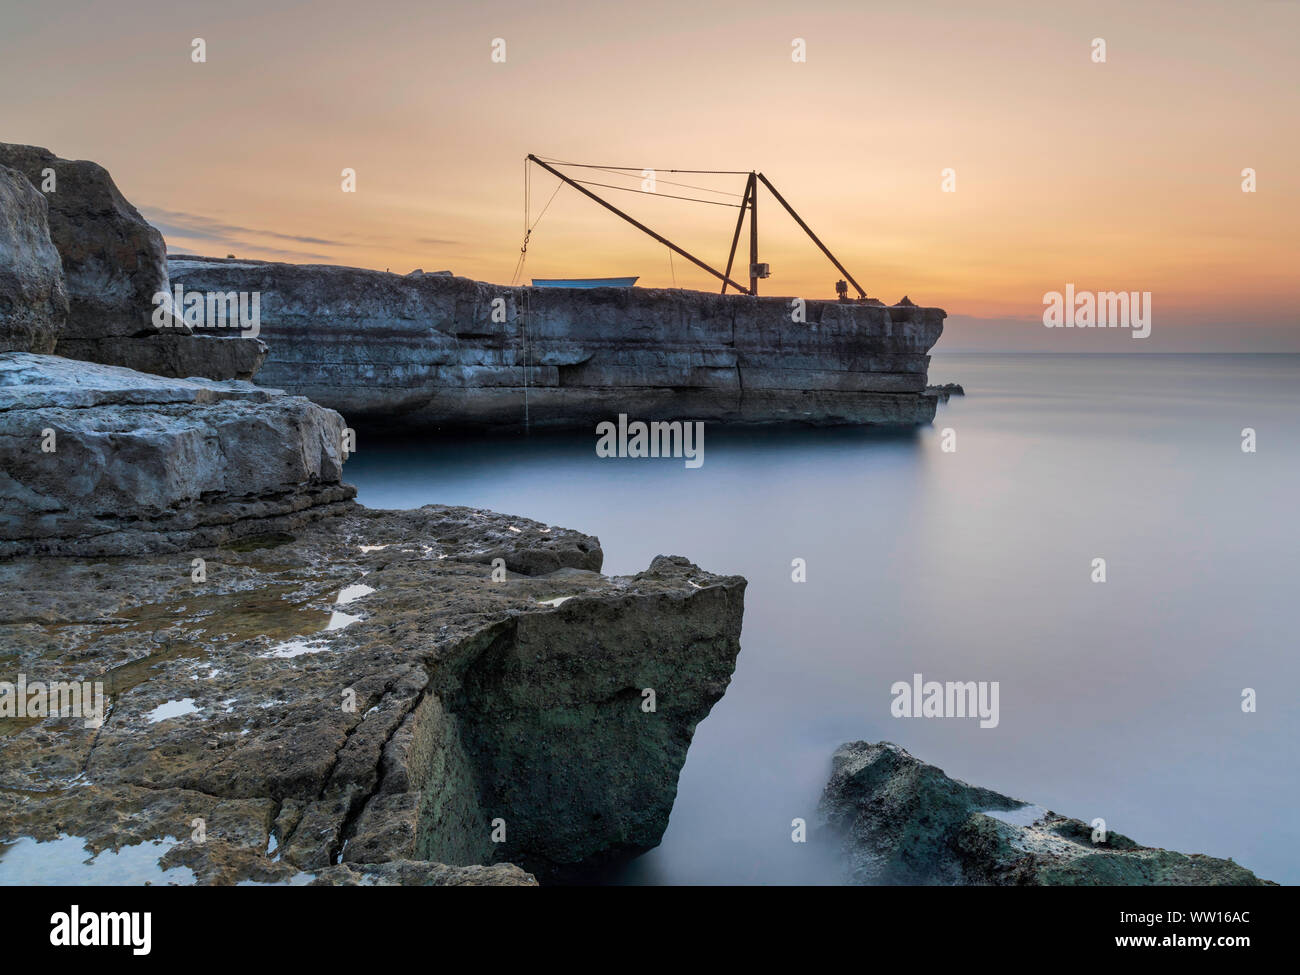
142 208 339 247
165 241 336 262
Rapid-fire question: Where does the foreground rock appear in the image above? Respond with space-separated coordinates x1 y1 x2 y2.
0 352 353 558
0 166 68 354
0 506 744 884
0 144 264 380
820 741 1273 885
169 255 946 430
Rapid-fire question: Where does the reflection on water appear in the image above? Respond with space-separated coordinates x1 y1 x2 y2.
344 354 1300 885
144 698 199 723
0 834 195 886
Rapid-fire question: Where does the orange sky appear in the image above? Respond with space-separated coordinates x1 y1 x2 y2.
3 0 1297 349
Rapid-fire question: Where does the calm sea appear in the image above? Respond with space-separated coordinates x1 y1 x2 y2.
346 354 1300 885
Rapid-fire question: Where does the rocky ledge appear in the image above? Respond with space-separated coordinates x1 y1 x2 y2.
0 352 354 558
169 255 946 431
820 741 1273 885
0 141 746 887
0 507 745 884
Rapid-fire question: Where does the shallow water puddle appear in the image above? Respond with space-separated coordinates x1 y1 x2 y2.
145 698 199 723
324 583 373 630
99 583 334 699
263 638 327 659
335 583 375 605
0 834 196 885
262 581 374 657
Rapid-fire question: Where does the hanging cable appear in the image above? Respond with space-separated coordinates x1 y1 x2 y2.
512 156 539 432
522 283 530 434
570 178 742 207
570 163 743 199
511 174 565 285
536 155 750 175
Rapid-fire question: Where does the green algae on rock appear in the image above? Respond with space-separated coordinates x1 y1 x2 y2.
0 505 745 886
819 741 1274 886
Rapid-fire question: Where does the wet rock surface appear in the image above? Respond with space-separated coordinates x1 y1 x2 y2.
0 506 745 885
819 741 1273 885
0 145 265 380
0 165 67 355
0 352 353 558
168 255 945 431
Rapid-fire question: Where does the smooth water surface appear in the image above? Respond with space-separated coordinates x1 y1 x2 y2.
345 354 1300 885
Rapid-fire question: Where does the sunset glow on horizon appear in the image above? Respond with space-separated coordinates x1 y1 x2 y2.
3 0 1296 349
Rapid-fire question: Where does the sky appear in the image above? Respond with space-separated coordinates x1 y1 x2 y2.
2 0 1297 350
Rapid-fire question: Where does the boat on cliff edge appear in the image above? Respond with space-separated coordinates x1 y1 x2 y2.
533 276 639 288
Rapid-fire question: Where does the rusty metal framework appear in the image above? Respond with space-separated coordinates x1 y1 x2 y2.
524 155 868 299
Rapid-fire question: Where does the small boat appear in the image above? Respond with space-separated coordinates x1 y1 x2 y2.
531 276 638 288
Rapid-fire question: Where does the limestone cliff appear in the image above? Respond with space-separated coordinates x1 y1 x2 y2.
169 255 946 430
0 141 747 887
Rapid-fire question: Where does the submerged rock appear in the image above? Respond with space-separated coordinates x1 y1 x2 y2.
0 144 265 380
923 382 964 401
0 506 745 885
0 352 353 557
167 254 946 431
819 741 1273 885
0 165 68 354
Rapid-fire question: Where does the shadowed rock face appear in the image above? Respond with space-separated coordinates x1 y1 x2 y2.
0 352 353 557
0 145 265 380
0 144 164 342
0 166 67 354
0 507 745 886
168 255 945 431
819 742 1274 886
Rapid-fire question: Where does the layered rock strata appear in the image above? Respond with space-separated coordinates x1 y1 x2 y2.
0 143 746 888
820 741 1273 885
0 507 745 885
0 352 353 558
169 255 946 430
